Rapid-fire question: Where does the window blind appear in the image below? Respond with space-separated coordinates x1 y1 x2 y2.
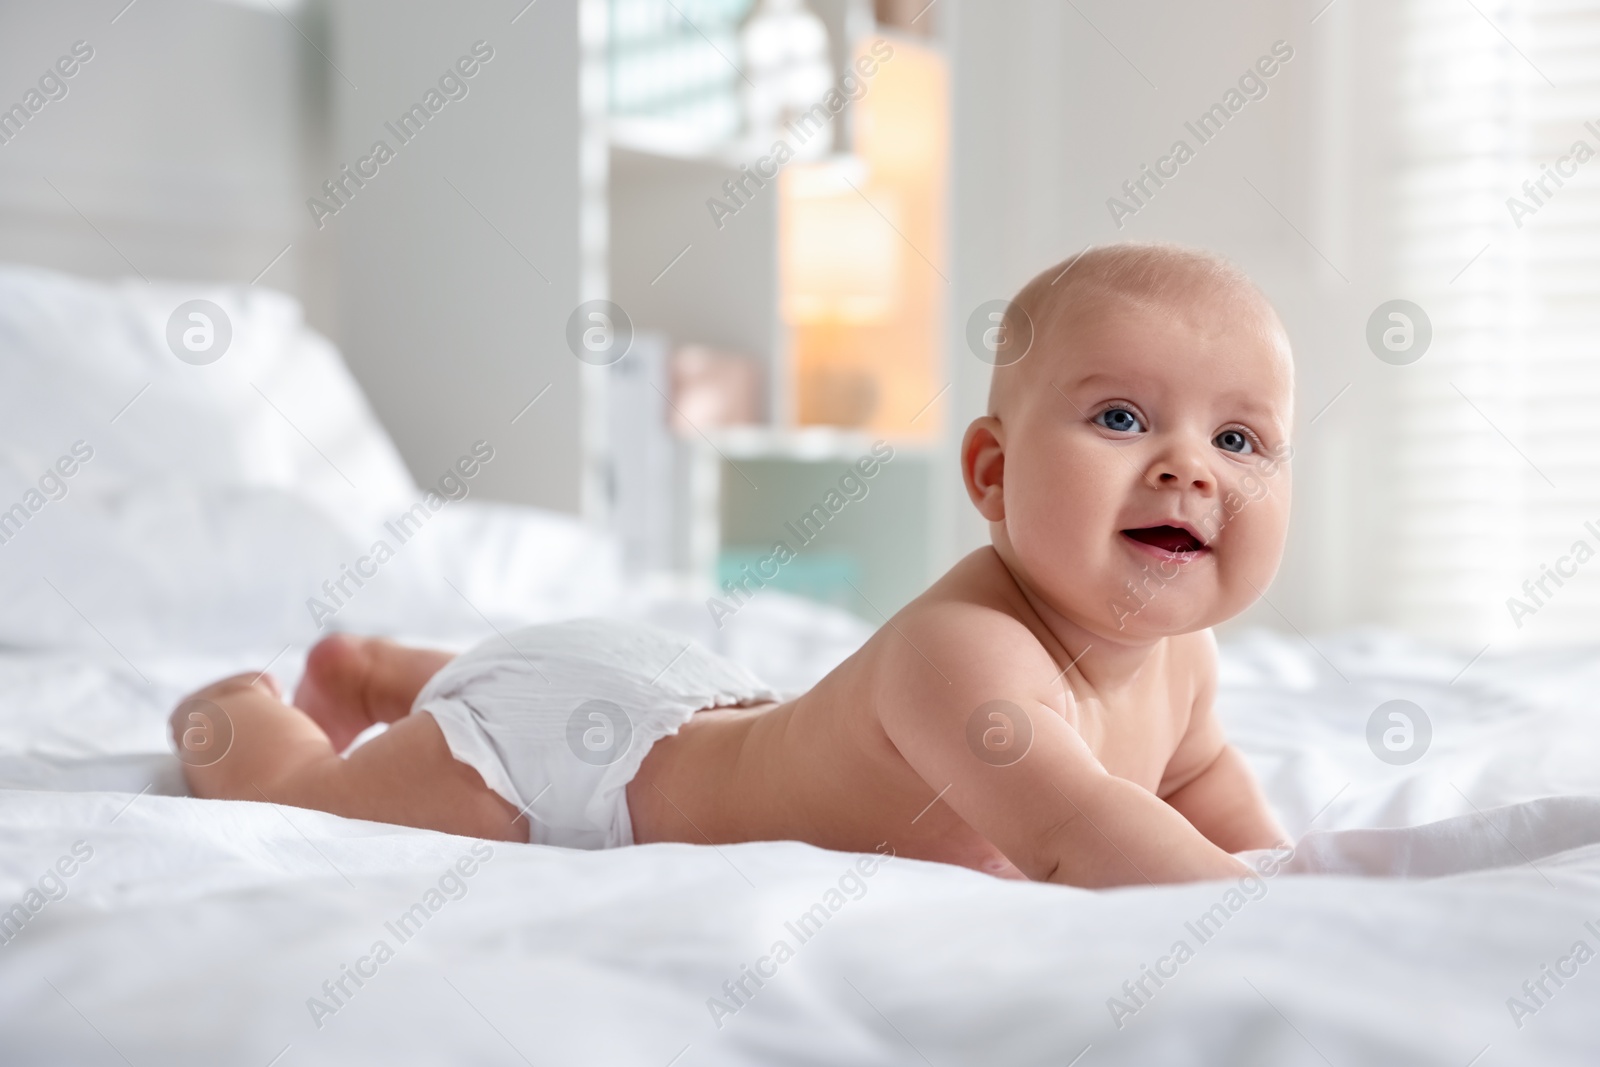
1392 0 1600 645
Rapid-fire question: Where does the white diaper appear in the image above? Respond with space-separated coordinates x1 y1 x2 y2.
412 618 776 849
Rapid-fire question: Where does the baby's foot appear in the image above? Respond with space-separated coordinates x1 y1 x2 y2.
294 633 376 752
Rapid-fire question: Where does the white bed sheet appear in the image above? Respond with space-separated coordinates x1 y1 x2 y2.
3 613 1600 1065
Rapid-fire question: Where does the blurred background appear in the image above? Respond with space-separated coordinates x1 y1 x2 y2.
1 0 1594 651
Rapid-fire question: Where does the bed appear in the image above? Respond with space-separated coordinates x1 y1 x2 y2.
2 264 1598 1065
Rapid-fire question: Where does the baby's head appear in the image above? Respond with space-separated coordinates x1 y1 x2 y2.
962 242 1294 640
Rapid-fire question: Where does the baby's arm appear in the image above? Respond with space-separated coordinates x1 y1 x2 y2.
879 613 1251 888
1159 636 1287 853
1162 744 1286 853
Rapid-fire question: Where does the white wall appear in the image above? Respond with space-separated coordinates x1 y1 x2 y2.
0 0 319 315
327 0 583 512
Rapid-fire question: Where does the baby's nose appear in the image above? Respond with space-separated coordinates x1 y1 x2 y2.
1148 453 1214 493
1157 470 1210 487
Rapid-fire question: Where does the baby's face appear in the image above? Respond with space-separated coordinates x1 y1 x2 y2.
996 297 1293 639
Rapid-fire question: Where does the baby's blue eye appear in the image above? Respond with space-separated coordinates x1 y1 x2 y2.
1095 407 1144 433
1214 429 1253 454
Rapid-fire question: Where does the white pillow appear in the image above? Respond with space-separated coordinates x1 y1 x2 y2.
0 262 416 525
0 487 624 656
0 264 629 657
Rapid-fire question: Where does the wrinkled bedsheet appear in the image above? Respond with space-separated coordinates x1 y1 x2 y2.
3 622 1599 1065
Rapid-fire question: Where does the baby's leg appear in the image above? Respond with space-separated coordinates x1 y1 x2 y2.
294 633 455 751
173 671 525 842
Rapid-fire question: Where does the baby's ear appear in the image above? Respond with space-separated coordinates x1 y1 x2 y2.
961 417 1006 522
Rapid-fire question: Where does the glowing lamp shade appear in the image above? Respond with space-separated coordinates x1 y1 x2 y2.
780 162 900 325
782 36 947 435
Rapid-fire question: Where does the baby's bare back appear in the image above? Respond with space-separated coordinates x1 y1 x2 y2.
629 548 1231 882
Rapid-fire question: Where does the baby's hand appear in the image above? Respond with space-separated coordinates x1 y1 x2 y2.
1163 744 1289 854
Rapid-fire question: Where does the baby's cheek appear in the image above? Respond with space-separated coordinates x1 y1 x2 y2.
1227 494 1291 577
1015 496 1087 560
1017 458 1091 532
1009 482 1106 589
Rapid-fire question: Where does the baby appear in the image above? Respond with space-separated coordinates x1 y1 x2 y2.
174 242 1294 888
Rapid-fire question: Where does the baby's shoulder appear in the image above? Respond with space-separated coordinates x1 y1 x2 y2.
874 586 1061 703
901 592 1048 648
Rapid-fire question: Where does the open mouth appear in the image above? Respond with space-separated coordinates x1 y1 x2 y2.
1121 525 1208 559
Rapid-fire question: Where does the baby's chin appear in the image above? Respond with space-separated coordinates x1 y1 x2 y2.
1101 607 1221 642
1041 579 1234 642
1002 538 1254 639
